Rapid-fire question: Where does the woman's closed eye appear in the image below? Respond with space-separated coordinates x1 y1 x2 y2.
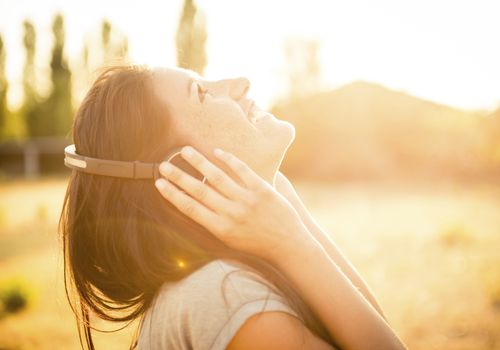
197 83 208 103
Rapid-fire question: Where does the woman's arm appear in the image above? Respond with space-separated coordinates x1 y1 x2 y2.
274 171 387 320
154 146 407 349
268 235 407 350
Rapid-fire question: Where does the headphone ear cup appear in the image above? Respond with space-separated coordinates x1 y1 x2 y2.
170 154 205 183
158 148 207 192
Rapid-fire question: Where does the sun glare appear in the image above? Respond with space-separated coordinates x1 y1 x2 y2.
0 0 499 111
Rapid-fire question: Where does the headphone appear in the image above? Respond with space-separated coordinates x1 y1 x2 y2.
64 144 207 183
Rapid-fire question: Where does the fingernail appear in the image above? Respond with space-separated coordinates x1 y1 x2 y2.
214 148 224 157
160 162 174 174
182 146 193 157
155 179 166 191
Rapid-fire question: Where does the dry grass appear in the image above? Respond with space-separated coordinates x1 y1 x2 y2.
0 177 499 349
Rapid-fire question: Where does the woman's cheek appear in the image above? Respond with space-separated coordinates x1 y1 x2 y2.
203 102 247 132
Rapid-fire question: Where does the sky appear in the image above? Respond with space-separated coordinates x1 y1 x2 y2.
1 0 500 112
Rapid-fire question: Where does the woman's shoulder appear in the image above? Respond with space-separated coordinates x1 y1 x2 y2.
152 258 286 314
175 258 268 289
138 258 300 350
170 258 255 289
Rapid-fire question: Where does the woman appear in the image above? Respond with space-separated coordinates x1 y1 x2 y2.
59 65 407 350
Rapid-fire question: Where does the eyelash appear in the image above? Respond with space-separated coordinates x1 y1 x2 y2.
197 83 208 103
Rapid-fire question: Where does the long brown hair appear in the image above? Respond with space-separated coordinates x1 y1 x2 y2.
58 65 335 349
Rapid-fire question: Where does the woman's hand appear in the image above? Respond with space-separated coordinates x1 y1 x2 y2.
154 146 313 263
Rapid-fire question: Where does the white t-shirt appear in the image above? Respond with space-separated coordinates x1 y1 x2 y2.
136 258 301 350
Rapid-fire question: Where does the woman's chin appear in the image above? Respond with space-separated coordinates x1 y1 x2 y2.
283 120 296 144
271 120 296 168
275 119 296 150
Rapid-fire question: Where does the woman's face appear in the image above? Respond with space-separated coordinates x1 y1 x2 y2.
151 67 295 184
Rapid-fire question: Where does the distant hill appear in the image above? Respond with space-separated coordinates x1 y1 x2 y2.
271 81 498 181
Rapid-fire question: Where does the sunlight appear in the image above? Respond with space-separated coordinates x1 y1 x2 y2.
1 0 499 110
1 2 499 348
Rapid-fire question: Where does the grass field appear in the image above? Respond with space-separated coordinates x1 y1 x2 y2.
0 177 499 349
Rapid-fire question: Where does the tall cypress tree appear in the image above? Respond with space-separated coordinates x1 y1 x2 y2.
22 19 43 138
45 13 72 137
0 34 8 140
176 0 207 75
101 19 112 62
101 19 129 65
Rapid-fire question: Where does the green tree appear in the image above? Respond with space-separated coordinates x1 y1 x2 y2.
102 20 111 52
44 13 73 137
101 19 129 65
0 34 8 140
22 19 43 137
73 20 128 107
176 0 207 75
24 14 73 137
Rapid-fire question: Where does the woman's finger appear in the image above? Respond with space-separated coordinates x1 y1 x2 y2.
213 148 264 190
158 161 246 218
178 146 250 200
154 178 224 234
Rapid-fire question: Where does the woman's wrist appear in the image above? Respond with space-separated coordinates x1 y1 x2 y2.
266 225 324 268
286 193 321 238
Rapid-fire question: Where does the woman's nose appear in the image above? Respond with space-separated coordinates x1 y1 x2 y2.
229 77 250 100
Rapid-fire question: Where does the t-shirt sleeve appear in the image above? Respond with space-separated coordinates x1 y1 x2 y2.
184 260 302 350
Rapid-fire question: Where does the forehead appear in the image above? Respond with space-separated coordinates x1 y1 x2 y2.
151 67 200 106
153 67 199 90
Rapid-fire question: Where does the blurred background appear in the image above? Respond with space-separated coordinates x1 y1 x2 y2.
0 0 499 349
